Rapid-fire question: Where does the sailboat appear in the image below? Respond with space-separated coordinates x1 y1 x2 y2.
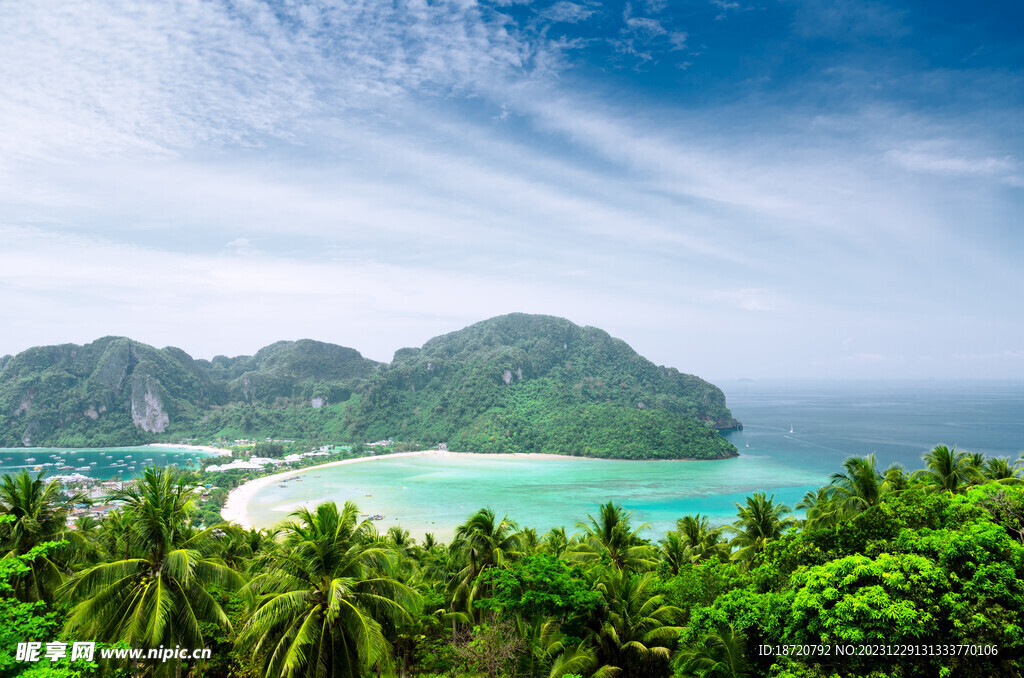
789 425 794 434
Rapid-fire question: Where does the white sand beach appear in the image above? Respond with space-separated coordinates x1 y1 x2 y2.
219 450 449 528
144 443 232 457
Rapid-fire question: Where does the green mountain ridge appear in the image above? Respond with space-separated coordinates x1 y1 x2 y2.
0 314 739 459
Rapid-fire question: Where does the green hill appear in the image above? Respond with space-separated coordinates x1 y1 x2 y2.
346 314 739 459
0 315 739 459
0 337 380 447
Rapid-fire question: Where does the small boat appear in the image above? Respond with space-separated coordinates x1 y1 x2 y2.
279 485 288 488
365 494 372 497
368 514 385 521
25 457 36 462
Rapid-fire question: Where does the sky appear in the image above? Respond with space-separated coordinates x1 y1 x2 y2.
0 0 1022 380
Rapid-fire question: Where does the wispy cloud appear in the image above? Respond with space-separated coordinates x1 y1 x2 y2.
887 143 1015 177
0 0 1021 379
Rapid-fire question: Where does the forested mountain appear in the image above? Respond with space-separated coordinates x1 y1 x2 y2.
0 314 739 458
348 314 739 459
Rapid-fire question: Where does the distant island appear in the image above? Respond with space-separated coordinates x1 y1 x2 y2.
0 314 740 460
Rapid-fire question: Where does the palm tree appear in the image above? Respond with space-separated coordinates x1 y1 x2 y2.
676 514 726 562
659 531 691 576
0 470 87 602
385 525 418 560
881 463 910 494
984 457 1022 484
914 445 982 493
240 501 419 678
61 468 242 676
965 452 987 471
590 569 683 676
518 527 542 555
449 508 520 619
796 487 840 530
542 526 570 559
570 502 655 572
674 623 750 678
728 493 794 568
829 455 883 515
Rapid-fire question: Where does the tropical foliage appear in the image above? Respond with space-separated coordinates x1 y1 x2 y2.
0 315 739 460
0 443 1021 677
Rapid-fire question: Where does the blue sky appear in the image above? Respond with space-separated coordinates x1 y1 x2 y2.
0 0 1021 379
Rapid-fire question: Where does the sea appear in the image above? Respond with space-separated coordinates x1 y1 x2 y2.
0 446 216 480
3 380 1021 540
242 379 1024 540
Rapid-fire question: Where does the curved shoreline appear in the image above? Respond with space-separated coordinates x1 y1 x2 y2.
220 450 451 528
219 450 721 530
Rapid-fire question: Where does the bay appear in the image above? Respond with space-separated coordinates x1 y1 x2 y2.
243 380 1024 540
0 446 217 479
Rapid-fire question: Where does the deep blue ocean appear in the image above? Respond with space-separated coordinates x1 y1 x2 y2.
722 379 1024 476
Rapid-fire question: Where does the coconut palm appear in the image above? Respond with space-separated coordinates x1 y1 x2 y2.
983 457 1023 484
674 623 750 678
385 525 418 559
449 507 520 619
0 470 87 602
965 452 987 471
421 532 439 552
829 455 884 515
660 531 691 576
518 527 542 555
796 487 841 530
240 501 419 678
61 467 242 676
728 493 795 567
676 514 726 562
590 569 683 676
570 502 655 572
881 463 910 494
543 526 570 559
914 445 982 493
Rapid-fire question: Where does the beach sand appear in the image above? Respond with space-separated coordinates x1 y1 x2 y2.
219 450 570 529
220 450 447 528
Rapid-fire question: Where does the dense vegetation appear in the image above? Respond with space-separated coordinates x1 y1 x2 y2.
0 443 1021 677
0 315 738 460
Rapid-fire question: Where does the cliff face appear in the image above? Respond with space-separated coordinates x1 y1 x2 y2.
0 315 740 460
0 337 378 447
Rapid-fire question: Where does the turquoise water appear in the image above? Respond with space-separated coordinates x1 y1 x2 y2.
244 379 1024 540
0 446 216 479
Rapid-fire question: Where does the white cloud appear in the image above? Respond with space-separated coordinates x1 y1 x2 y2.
887 143 1015 177
542 2 597 24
